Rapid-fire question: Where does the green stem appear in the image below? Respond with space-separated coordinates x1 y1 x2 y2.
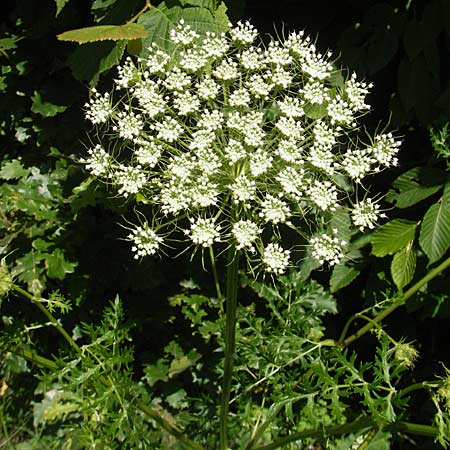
341 256 450 348
126 0 152 24
209 245 223 304
219 245 240 450
398 381 440 398
396 421 440 437
12 284 80 353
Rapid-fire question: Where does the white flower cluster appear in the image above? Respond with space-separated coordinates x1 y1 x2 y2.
83 20 401 272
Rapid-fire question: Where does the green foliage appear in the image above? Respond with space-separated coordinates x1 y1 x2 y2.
57 23 148 43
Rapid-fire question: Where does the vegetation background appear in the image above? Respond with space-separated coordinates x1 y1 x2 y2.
1 0 450 448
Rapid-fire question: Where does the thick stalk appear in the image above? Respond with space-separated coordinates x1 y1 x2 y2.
219 245 240 450
341 256 450 348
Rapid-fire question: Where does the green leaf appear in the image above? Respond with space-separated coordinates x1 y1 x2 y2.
371 219 417 257
419 201 450 263
31 91 68 117
54 0 70 16
144 358 169 386
0 159 29 180
391 242 416 290
138 1 229 56
168 349 201 378
386 167 445 208
45 249 77 280
68 40 126 85
303 102 327 119
330 264 360 293
57 23 148 43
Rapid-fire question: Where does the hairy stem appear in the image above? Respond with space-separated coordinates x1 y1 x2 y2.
341 256 450 348
219 245 240 450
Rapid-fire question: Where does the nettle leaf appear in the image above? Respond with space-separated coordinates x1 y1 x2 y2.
138 1 229 56
419 196 450 264
330 264 360 293
57 23 148 44
386 167 445 208
371 219 417 257
391 241 416 290
0 159 29 180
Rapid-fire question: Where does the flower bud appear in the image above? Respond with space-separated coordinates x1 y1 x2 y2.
395 343 418 368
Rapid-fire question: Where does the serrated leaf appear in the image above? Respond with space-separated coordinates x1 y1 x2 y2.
330 264 360 293
303 102 327 119
386 167 445 208
0 160 29 179
138 2 229 56
391 242 416 290
371 219 417 257
419 201 450 263
169 350 200 378
57 23 148 44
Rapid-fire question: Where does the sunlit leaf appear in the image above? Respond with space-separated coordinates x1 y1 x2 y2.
371 219 417 257
391 241 416 290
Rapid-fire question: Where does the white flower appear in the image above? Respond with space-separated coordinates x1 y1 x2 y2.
82 144 110 176
262 242 290 274
345 72 372 112
232 220 260 251
275 116 303 139
246 73 273 99
151 117 183 143
302 80 330 105
159 179 192 215
163 67 191 91
369 133 401 168
285 31 312 60
197 109 224 131
313 120 337 150
229 88 251 107
189 128 216 152
239 47 263 70
278 97 304 118
115 57 136 89
308 145 336 175
259 194 291 224
202 32 229 58
144 44 170 74
341 149 373 182
112 107 143 140
301 51 334 80
129 224 163 258
173 91 200 115
85 89 112 124
191 177 219 207
224 139 247 163
276 167 307 199
167 154 196 180
213 58 240 80
230 20 258 45
276 139 304 164
131 78 166 118
351 198 386 231
327 97 355 126
134 138 163 167
310 232 346 266
231 174 256 204
186 217 221 247
308 180 338 211
113 164 147 197
264 41 292 66
169 19 199 46
249 149 273 177
179 47 209 72
196 76 221 100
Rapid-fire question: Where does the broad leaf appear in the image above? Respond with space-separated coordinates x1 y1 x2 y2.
386 167 445 208
57 23 148 43
371 219 417 257
45 249 77 280
330 264 360 293
0 160 29 180
31 91 68 117
391 242 416 290
419 200 450 263
138 1 229 56
54 0 70 16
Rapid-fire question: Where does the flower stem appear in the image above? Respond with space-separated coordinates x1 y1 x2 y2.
219 244 240 450
341 256 450 348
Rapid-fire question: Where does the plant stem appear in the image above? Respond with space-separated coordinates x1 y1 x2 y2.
209 245 223 303
219 245 240 450
12 284 80 353
341 256 450 348
127 0 152 24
